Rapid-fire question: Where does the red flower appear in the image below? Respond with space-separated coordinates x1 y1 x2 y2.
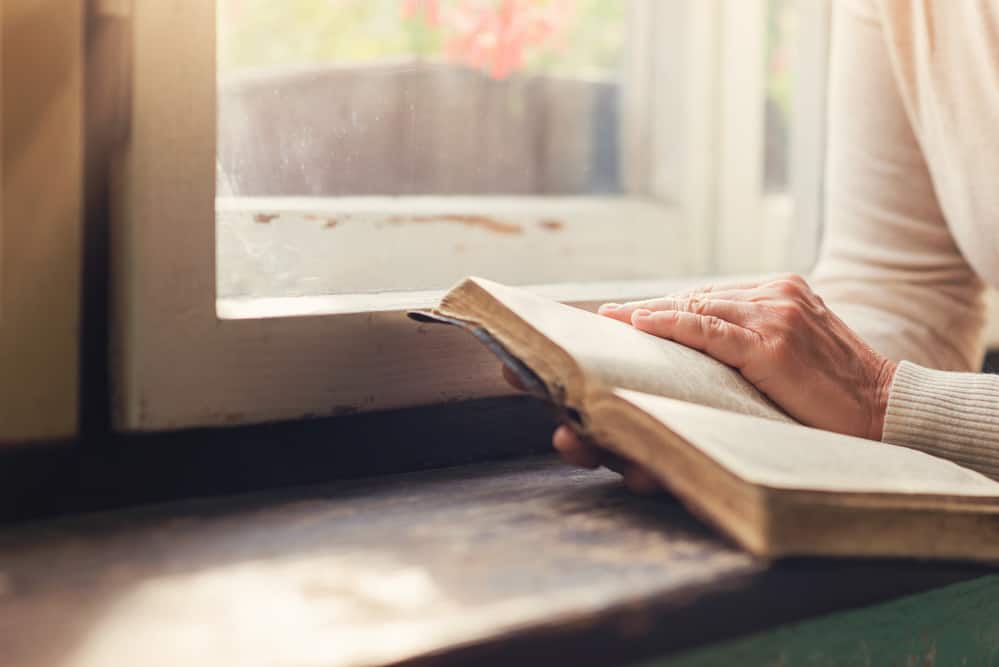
404 0 575 79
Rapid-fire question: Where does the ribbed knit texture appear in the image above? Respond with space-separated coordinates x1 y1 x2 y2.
883 361 999 481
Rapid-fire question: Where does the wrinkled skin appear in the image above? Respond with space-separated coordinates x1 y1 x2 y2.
504 274 898 493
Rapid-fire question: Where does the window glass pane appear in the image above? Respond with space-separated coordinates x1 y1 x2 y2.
217 0 626 197
764 0 793 196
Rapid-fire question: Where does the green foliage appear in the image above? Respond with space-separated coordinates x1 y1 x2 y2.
766 0 794 119
218 0 624 78
219 0 433 72
528 0 626 77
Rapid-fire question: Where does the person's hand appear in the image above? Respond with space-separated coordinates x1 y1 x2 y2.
599 274 897 440
504 275 898 492
502 366 664 494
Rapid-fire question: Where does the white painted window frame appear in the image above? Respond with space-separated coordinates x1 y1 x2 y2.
111 0 826 431
1 0 83 443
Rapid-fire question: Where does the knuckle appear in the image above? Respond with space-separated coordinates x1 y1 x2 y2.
775 281 802 299
701 315 727 338
791 273 809 286
774 301 805 326
783 273 808 287
682 296 706 315
772 273 810 298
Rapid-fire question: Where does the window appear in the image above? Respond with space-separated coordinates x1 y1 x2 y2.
215 1 689 302
110 0 830 431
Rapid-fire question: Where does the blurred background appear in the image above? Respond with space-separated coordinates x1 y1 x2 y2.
216 0 792 198
214 0 800 300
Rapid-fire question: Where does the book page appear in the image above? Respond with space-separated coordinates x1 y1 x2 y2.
616 389 999 496
464 278 791 422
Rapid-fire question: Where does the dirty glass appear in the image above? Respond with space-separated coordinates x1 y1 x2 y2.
217 0 627 198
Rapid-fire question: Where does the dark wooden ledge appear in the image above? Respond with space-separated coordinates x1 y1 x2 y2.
0 456 991 667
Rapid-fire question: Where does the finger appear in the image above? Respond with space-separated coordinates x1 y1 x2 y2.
598 279 766 319
599 450 639 476
672 288 761 304
631 309 758 370
502 364 527 391
600 290 760 324
620 466 663 495
552 427 662 493
551 426 663 493
612 297 755 328
552 425 604 469
551 425 644 475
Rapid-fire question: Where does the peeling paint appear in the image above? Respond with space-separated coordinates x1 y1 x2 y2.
538 219 565 231
310 212 523 235
385 214 523 235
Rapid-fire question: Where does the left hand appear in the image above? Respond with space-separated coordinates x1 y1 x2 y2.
599 274 898 441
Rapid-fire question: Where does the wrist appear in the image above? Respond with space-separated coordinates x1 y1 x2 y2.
868 357 898 441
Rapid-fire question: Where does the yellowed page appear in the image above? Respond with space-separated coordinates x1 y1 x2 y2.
616 389 999 496
459 278 791 422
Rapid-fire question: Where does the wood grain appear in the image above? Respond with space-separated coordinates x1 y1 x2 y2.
0 457 990 667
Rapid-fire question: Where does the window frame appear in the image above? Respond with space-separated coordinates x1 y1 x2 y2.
111 0 826 431
0 0 84 443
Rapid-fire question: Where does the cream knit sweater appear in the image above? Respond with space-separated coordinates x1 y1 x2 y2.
810 0 999 478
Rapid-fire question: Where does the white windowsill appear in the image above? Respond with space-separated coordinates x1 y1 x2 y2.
217 277 721 320
217 195 693 302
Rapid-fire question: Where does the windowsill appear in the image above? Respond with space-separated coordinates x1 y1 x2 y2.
216 195 690 302
216 277 716 320
1 454 990 667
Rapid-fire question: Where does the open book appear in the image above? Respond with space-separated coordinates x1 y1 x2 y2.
412 277 999 562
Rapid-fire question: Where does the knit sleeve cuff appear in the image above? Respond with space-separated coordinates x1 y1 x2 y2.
882 360 999 480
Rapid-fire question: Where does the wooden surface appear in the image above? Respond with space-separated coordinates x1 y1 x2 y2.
0 456 992 667
1 0 83 442
0 395 556 524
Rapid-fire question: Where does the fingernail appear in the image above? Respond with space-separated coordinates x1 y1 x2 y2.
599 303 621 312
632 309 652 321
